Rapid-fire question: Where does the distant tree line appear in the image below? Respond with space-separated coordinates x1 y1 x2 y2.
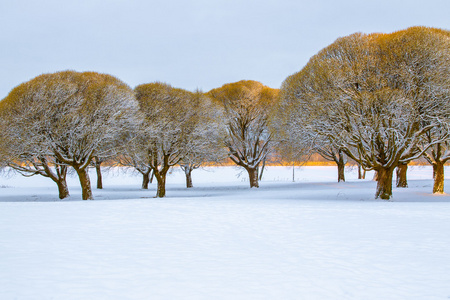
0 26 448 200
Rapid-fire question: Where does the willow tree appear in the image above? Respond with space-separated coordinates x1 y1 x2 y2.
178 91 227 188
270 103 347 183
128 83 222 197
0 71 139 200
208 80 279 188
280 27 450 200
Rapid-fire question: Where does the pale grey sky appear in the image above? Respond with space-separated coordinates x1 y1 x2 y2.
1 0 449 97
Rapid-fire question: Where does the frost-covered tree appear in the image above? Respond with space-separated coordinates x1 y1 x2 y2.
178 91 227 188
280 27 450 200
0 71 139 200
117 151 154 189
208 80 279 188
271 102 347 182
127 83 222 197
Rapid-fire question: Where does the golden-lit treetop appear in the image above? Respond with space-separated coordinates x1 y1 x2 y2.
1 70 133 113
207 80 279 112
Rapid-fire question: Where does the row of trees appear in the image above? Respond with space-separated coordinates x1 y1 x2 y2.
0 26 448 201
0 72 278 199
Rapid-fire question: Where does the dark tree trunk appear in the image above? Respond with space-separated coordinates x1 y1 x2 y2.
375 167 394 200
358 164 366 179
185 168 193 188
94 158 103 189
337 161 345 182
155 173 167 198
247 167 259 188
433 161 445 194
76 167 93 200
396 163 408 188
142 172 150 189
56 179 70 199
334 149 345 182
337 150 345 182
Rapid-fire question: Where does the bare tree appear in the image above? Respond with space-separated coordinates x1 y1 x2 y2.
208 81 279 188
273 76 347 183
129 83 221 197
116 150 154 189
178 92 227 188
0 71 139 200
0 81 72 199
280 27 450 200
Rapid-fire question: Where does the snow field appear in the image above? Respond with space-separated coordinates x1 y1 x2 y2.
1 166 450 299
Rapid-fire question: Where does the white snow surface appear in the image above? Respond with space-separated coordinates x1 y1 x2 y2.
1 165 450 300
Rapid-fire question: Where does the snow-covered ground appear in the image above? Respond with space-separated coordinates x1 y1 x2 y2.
1 166 450 299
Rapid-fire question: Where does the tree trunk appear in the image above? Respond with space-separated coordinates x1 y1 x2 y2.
155 174 166 198
396 163 408 188
334 149 345 182
337 161 345 182
375 167 394 200
56 178 70 199
337 152 345 182
358 164 366 179
433 161 445 194
185 167 193 188
76 167 93 200
95 159 103 189
142 172 150 189
247 167 259 188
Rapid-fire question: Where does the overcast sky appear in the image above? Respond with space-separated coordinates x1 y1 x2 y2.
1 0 449 97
